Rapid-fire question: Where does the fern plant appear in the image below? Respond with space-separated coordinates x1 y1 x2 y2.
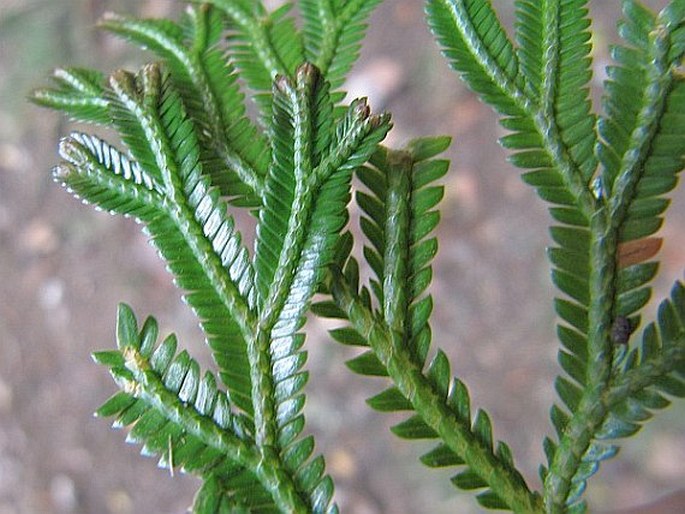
30 1 685 513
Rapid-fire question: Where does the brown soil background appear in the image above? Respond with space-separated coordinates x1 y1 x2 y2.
1 1 684 513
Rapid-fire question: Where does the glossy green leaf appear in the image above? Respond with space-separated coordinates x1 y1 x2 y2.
367 387 412 412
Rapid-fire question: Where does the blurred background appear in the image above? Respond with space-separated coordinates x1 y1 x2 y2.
1 1 684 513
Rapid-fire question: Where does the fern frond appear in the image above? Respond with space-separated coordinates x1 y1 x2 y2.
256 63 390 313
248 65 388 512
602 2 685 230
540 4 685 510
29 67 110 124
58 67 259 419
300 0 383 91
427 0 596 222
516 0 597 182
426 0 522 114
355 139 447 346
326 269 542 513
208 0 304 121
93 304 291 513
315 139 542 512
100 5 269 205
54 132 162 215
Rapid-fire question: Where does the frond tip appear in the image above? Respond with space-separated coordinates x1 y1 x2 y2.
29 67 110 124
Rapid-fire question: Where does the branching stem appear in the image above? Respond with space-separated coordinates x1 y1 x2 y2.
606 344 685 409
331 272 543 514
544 211 617 512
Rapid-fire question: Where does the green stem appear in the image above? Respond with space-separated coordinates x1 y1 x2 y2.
331 272 543 514
382 149 412 330
544 210 617 512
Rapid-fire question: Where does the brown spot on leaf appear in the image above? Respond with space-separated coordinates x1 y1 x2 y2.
617 237 662 268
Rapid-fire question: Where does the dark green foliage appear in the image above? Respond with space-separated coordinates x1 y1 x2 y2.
426 0 685 512
32 0 685 513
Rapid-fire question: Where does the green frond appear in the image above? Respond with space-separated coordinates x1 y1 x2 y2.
100 6 269 206
597 0 685 380
93 304 276 512
546 280 685 512
426 0 523 116
601 2 685 225
324 271 542 512
256 64 390 313
428 0 597 222
542 0 597 182
513 0 543 98
543 215 616 513
106 68 168 186
208 0 304 121
29 67 110 124
355 138 447 350
514 0 597 183
55 132 163 216
356 138 450 320
254 64 328 304
60 66 258 418
248 67 387 513
300 0 383 91
316 138 542 512
350 137 447 370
